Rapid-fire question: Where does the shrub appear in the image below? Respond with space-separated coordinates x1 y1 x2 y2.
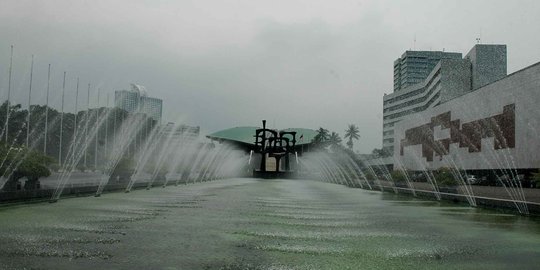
364 170 376 180
532 172 540 188
0 143 55 190
435 167 459 186
110 157 136 182
390 170 407 183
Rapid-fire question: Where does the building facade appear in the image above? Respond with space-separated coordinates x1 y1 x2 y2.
115 84 163 123
139 96 163 123
383 45 507 154
161 122 200 143
394 61 540 174
394 50 462 92
114 89 140 113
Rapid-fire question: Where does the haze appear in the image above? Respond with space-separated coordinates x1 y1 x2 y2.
1 0 539 153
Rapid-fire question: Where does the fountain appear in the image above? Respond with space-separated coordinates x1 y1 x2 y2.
0 104 536 217
1 112 540 269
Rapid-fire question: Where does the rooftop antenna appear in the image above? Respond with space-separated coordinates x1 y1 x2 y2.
480 28 482 43
476 28 482 44
413 33 416 50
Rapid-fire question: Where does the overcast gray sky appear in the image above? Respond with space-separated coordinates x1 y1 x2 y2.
1 0 539 153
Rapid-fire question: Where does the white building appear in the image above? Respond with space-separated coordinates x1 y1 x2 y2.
115 84 163 123
394 60 540 175
383 45 507 154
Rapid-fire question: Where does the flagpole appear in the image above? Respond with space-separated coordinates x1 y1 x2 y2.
84 83 90 169
26 55 34 148
95 88 100 171
105 93 109 159
72 77 79 166
5 45 13 144
113 94 117 149
300 135 304 173
73 77 79 145
44 64 51 154
59 71 66 167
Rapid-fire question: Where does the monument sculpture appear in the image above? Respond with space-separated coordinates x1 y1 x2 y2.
253 120 297 178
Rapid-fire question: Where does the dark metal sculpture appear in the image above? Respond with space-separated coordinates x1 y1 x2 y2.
254 120 296 174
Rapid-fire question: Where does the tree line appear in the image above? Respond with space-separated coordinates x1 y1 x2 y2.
0 101 157 172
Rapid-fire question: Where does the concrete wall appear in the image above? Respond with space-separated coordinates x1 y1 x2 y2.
439 59 472 103
394 62 540 171
466 44 507 90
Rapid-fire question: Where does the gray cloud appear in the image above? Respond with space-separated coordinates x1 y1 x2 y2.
1 0 540 153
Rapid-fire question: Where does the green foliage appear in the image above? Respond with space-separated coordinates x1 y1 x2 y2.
312 128 346 152
0 143 55 181
435 167 459 186
344 124 360 150
111 157 136 181
115 157 135 173
312 127 329 146
364 171 376 180
328 132 343 151
371 148 392 158
532 172 540 188
390 170 407 183
0 101 158 171
75 163 87 172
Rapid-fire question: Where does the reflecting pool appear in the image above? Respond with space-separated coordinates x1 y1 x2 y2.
1 178 539 269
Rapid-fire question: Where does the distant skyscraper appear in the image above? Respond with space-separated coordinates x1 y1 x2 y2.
393 51 462 91
115 84 163 123
139 96 163 123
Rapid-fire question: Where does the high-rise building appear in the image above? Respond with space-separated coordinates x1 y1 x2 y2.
139 96 163 123
383 45 507 154
115 84 163 123
465 45 507 90
393 51 462 91
394 48 538 176
115 88 140 113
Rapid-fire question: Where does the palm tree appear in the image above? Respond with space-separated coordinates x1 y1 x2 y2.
312 127 330 149
313 127 329 144
344 124 360 150
328 132 342 151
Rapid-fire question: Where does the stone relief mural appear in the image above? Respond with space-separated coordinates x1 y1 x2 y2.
400 104 515 162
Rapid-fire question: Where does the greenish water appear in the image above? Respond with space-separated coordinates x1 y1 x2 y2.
1 178 539 269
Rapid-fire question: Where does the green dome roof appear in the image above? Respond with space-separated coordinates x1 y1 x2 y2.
206 126 259 145
207 127 317 146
